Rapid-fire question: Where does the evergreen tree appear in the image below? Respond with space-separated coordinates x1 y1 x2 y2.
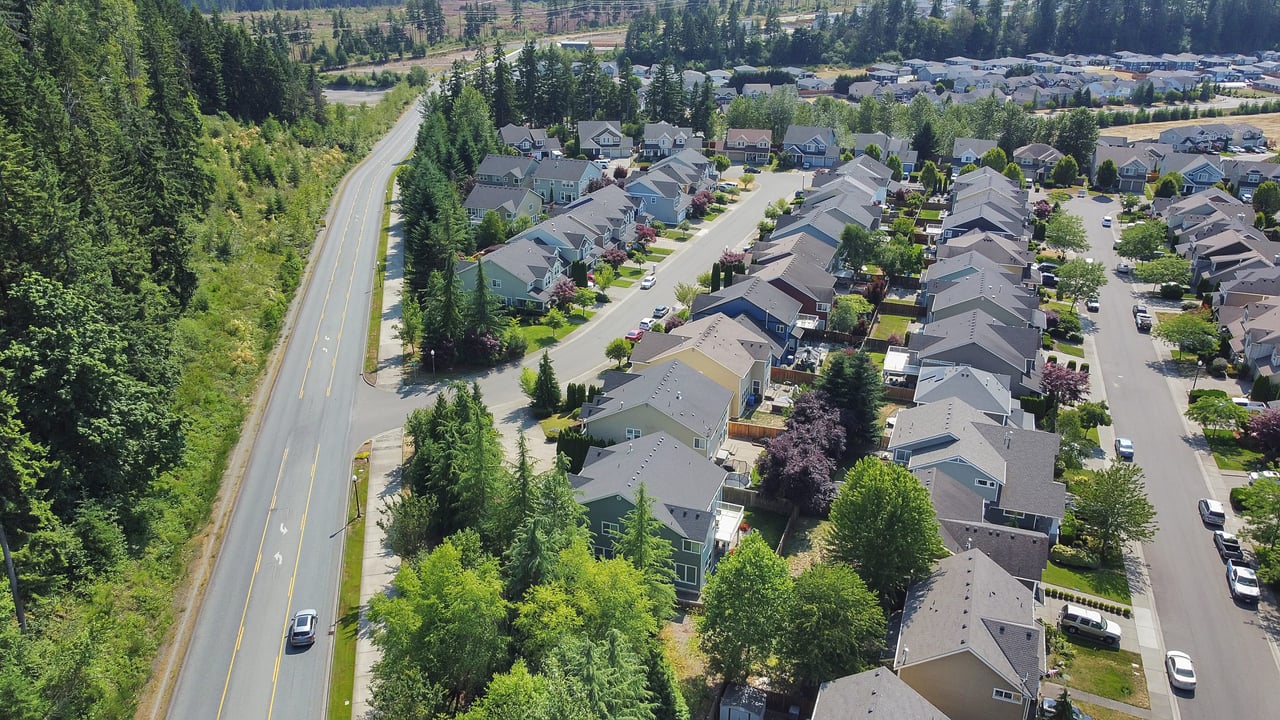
531 352 562 418
816 350 885 451
613 484 677 620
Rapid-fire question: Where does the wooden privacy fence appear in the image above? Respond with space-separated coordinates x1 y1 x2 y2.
728 421 784 442
770 366 819 385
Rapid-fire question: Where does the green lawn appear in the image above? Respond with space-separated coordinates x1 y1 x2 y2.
364 168 398 374
1054 341 1086 358
648 246 674 256
514 312 594 350
610 277 635 288
867 351 887 369
619 265 647 280
1043 560 1133 604
1205 428 1266 471
871 313 910 340
538 413 578 440
327 452 370 720
1054 641 1149 709
1074 699 1145 720
742 508 789 552
919 209 942 220
1049 189 1073 203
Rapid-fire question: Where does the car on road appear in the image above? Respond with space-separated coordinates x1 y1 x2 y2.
1243 191 1254 202
1214 530 1246 562
652 305 669 319
289 609 318 647
1132 303 1148 316
1116 262 1132 274
1165 651 1198 691
1227 559 1261 603
640 275 656 289
1086 297 1100 312
1102 215 1112 227
743 165 760 173
624 329 645 342
1038 262 1059 273
1058 604 1122 645
1135 313 1152 332
638 318 655 331
1115 437 1135 460
1077 188 1087 197
716 181 738 192
1041 272 1058 288
1198 497 1227 526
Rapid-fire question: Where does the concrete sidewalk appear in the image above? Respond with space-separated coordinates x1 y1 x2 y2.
1043 681 1154 719
373 193 406 391
350 428 404 719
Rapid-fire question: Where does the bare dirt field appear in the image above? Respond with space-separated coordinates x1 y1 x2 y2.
1108 111 1280 143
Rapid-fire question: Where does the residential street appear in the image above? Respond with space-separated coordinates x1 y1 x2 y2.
352 170 808 439
1066 192 1280 720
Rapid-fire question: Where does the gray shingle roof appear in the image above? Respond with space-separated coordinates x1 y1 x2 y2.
951 137 999 158
581 360 732 439
458 239 558 289
749 253 835 305
749 232 836 270
912 309 1043 383
813 668 953 720
476 153 538 181
463 185 538 214
937 231 1033 268
690 276 803 324
533 158 597 182
630 313 774 375
896 550 1043 697
913 366 1013 418
928 269 1041 324
938 520 1050 584
571 432 727 541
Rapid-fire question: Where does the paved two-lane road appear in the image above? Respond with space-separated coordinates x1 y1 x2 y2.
1068 193 1280 719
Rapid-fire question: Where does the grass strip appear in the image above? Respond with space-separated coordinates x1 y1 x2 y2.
327 447 370 720
364 167 399 374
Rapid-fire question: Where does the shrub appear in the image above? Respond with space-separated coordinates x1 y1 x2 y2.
1182 300 1202 310
1160 283 1186 299
1067 360 1078 370
1211 357 1229 377
1230 485 1250 512
1048 355 1059 364
1050 543 1101 569
886 333 903 346
1080 362 1090 374
1066 332 1084 343
1189 388 1230 404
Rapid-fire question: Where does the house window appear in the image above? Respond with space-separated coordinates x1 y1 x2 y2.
893 449 912 463
992 689 1022 704
775 324 786 333
1003 509 1026 519
593 545 615 559
489 279 502 289
682 539 703 554
816 302 831 312
675 563 698 584
625 428 643 440
601 521 620 536
975 478 998 488
694 438 707 450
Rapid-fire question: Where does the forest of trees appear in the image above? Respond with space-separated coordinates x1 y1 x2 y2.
0 0 415 716
625 0 1280 69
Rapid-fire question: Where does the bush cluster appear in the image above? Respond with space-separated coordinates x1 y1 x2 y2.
1050 543 1101 569
1044 586 1132 617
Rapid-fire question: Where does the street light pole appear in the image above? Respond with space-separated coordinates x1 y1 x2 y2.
430 348 436 378
1192 359 1204 390
351 474 362 519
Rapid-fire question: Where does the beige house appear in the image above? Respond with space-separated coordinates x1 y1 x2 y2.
894 550 1043 720
629 314 776 417
580 360 732 459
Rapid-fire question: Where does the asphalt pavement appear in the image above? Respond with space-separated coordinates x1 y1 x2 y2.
165 105 425 720
1064 191 1280 720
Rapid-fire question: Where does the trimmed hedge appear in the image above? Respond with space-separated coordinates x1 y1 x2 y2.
1189 388 1230 404
1051 543 1101 569
1044 586 1132 616
1230 485 1250 512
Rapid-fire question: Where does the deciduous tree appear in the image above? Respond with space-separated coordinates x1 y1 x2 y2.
1185 395 1249 435
1051 155 1080 187
1133 255 1191 285
1253 180 1280 218
1115 220 1167 260
1240 476 1280 583
1246 409 1280 462
1094 158 1119 190
1044 211 1090 254
826 458 944 603
606 337 632 366
1072 462 1158 559
778 564 885 688
697 533 792 682
1055 258 1108 306
1151 312 1219 358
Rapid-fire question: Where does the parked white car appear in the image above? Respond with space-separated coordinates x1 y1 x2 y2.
1227 559 1261 603
640 275 656 289
1165 651 1197 691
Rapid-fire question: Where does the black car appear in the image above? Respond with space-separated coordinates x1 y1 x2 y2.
744 165 760 173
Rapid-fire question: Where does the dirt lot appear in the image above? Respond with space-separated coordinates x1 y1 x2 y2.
1106 111 1280 143
662 612 718 720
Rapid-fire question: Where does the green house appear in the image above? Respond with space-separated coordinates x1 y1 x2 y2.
570 432 744 594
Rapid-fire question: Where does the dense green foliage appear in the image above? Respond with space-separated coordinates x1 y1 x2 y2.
0 1 417 715
625 0 1280 67
374 389 688 718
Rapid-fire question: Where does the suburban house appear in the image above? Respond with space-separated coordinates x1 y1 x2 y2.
1092 143 1155 194
462 185 542 225
475 153 538 188
1216 266 1280 309
909 309 1044 398
1219 300 1280 377
454 239 562 312
570 432 743 593
889 398 1064 538
925 249 1039 293
1011 143 1064 183
894 550 1044 720
580 360 732 459
625 149 717 225
940 201 1025 241
1157 187 1249 233
531 158 600 205
641 122 702 159
578 120 634 159
748 252 837 329
691 276 805 350
850 132 919 173
782 125 841 168
723 128 773 165
630 314 775 417
513 184 639 264
951 137 999 168
1159 122 1266 151
749 231 840 274
950 166 1028 207
1158 152 1226 195
923 268 1046 329
497 124 562 159
1221 157 1280 197
1182 224 1276 287
936 231 1036 279
811 668 953 720
912 365 1030 428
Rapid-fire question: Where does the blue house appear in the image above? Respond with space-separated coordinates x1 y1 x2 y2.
690 277 804 354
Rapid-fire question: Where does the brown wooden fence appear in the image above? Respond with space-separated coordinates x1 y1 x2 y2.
770 366 819 385
884 385 915 403
728 421 785 442
722 485 794 515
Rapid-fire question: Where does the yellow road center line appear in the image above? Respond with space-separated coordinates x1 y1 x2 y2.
299 201 359 398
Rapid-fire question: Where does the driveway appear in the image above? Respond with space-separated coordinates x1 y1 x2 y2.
1063 192 1280 720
